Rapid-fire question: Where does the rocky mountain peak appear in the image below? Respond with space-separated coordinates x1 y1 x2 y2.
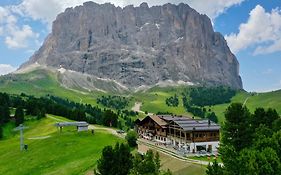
22 2 243 91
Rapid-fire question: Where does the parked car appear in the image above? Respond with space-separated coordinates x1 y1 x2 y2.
116 130 125 134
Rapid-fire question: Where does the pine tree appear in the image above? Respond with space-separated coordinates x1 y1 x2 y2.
125 130 138 147
15 107 24 126
96 143 132 175
206 159 223 175
0 105 10 124
222 103 252 151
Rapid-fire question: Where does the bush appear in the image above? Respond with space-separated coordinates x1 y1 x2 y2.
125 130 138 147
165 95 179 107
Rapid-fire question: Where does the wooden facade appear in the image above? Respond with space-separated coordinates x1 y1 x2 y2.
136 115 220 153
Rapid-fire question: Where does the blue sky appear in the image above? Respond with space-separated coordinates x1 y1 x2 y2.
0 0 280 92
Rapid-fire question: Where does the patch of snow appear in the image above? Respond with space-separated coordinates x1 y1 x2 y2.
68 70 76 73
156 79 194 87
155 23 160 29
58 67 66 73
177 80 194 85
121 48 129 52
175 37 184 43
140 23 150 31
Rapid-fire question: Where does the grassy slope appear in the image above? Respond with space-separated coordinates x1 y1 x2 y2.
133 86 191 116
210 90 281 123
0 69 104 106
0 116 122 175
1 69 281 123
0 115 205 175
159 151 206 175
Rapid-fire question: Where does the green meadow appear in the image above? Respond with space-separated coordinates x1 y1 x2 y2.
0 116 122 175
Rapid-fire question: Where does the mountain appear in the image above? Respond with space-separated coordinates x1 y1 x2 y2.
21 2 242 91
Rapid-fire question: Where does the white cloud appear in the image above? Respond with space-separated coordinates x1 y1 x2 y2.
16 0 64 24
0 27 3 35
5 25 39 49
11 0 245 26
0 7 9 23
225 5 281 54
0 6 39 49
185 0 245 20
0 64 17 75
0 0 245 49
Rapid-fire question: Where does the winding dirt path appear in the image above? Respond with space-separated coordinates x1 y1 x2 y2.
131 102 154 115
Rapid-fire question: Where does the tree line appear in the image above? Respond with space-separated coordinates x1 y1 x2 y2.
164 86 236 122
0 92 138 139
97 95 130 110
207 103 281 175
181 86 236 122
186 86 236 107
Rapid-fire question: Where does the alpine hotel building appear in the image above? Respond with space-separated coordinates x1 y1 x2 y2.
136 115 220 153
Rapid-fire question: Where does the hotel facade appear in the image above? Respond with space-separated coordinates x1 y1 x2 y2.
136 115 220 153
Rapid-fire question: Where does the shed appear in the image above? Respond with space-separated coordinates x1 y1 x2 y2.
55 122 89 132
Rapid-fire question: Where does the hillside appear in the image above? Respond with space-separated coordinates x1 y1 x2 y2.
0 114 206 175
0 68 104 106
0 68 281 123
0 115 123 175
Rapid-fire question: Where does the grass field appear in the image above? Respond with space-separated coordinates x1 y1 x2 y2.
0 115 207 175
210 90 281 123
0 116 123 175
159 151 206 175
133 86 191 116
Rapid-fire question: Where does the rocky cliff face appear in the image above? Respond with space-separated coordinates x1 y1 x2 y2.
23 2 243 90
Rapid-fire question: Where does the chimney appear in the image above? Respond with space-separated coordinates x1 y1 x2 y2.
208 119 211 126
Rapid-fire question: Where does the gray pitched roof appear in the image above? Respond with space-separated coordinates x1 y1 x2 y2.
159 115 220 131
